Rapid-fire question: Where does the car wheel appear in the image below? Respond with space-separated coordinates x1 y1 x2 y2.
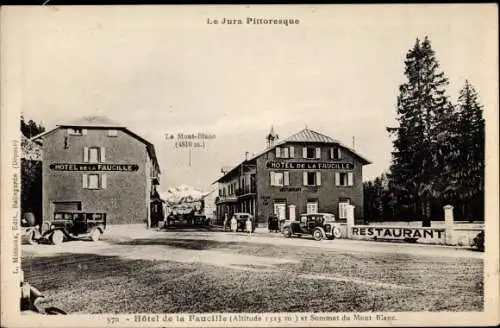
91 229 102 242
283 227 292 238
333 226 342 239
313 228 324 241
50 230 64 245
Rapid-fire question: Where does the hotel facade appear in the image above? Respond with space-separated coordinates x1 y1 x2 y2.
214 128 371 226
32 116 163 226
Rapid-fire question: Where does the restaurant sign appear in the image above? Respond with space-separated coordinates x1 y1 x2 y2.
49 163 139 172
352 226 445 239
266 161 354 170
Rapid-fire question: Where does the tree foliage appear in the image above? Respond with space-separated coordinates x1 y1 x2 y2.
365 37 485 223
21 114 45 139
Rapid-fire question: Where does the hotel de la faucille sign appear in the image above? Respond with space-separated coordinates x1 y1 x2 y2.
49 163 139 172
266 161 354 170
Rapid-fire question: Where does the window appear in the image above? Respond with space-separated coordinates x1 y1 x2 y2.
84 146 106 163
68 128 87 136
335 172 354 186
307 201 318 214
331 147 342 160
303 147 321 159
270 171 290 186
338 200 350 219
107 129 118 137
82 173 107 189
276 147 290 158
303 171 321 186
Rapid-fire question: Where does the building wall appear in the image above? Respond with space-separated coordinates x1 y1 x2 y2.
255 142 364 225
42 128 150 224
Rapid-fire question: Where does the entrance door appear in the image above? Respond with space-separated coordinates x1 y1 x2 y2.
306 201 318 214
338 199 350 219
274 202 286 221
288 205 296 221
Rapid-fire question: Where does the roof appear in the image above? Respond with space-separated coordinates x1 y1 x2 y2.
30 115 161 174
62 115 125 128
282 128 342 144
214 128 371 183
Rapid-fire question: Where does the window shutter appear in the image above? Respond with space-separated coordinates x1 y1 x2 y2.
330 148 334 159
82 129 88 135
337 148 342 160
315 147 321 159
316 171 321 186
270 171 275 186
82 174 88 188
100 147 106 163
347 172 353 186
101 174 107 189
276 147 281 158
289 146 295 158
83 147 89 162
303 172 308 186
335 172 340 186
303 147 307 158
284 171 290 186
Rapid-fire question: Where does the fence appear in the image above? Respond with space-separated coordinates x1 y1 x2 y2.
338 204 484 247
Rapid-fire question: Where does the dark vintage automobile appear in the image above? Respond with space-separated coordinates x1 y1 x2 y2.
41 211 107 245
268 214 280 233
282 213 341 241
232 212 256 233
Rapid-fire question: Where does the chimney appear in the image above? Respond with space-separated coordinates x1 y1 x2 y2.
245 151 249 161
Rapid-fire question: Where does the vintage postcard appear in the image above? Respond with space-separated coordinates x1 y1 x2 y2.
1 4 498 327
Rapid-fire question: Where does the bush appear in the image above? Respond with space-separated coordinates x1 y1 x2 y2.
472 231 484 252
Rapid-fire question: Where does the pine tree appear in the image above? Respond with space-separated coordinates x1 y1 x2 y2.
454 80 485 220
387 36 452 226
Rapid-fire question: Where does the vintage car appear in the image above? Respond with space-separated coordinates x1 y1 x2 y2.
41 211 107 245
231 212 256 233
282 213 341 241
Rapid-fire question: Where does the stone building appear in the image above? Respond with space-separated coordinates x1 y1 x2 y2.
31 115 162 226
214 127 371 226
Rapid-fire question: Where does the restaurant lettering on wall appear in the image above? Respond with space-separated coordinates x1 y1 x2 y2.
266 161 354 170
49 163 139 172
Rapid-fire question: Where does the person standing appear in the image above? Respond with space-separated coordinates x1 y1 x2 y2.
223 213 229 231
246 216 253 236
230 215 237 232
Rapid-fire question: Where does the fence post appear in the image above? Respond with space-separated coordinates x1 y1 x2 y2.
346 205 355 239
443 205 454 245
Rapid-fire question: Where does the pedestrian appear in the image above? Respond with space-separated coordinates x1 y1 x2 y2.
223 213 228 231
230 215 237 232
246 217 253 236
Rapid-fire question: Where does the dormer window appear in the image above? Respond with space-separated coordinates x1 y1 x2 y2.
276 146 294 158
68 128 87 136
330 147 342 160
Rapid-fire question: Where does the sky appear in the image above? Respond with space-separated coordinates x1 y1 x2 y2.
4 5 498 193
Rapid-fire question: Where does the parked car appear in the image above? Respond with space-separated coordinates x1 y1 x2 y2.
282 213 340 241
41 211 107 245
231 213 256 233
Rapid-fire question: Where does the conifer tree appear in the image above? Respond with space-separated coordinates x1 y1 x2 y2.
455 80 485 220
387 36 452 226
